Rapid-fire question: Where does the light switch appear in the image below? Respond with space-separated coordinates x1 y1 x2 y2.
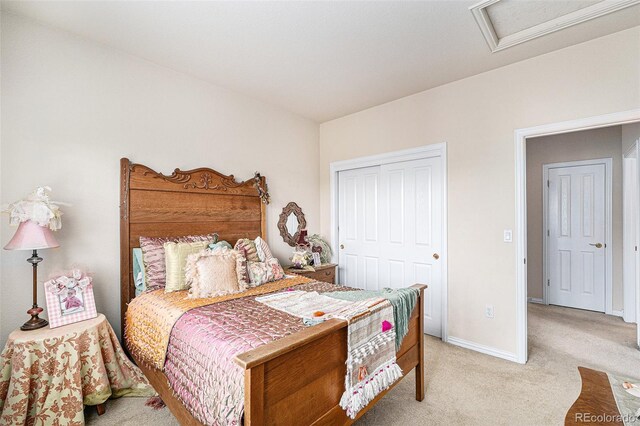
503 229 513 243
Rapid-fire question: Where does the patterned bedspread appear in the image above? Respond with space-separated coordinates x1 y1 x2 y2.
127 278 353 425
125 275 313 370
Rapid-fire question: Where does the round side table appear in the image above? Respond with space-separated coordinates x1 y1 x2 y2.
0 314 154 425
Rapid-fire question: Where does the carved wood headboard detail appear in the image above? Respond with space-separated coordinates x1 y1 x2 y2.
119 158 268 336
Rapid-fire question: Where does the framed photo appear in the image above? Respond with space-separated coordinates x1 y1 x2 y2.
312 252 322 266
44 269 97 328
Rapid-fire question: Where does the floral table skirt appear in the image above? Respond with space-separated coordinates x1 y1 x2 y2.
0 314 154 425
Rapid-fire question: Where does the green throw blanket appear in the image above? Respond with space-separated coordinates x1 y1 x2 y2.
324 287 419 350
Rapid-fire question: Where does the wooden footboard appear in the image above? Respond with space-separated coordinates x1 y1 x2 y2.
234 284 426 426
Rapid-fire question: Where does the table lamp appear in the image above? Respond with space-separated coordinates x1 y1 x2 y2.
4 220 60 330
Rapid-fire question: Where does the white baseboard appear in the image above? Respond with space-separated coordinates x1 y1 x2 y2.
447 336 519 363
612 310 624 318
527 297 545 304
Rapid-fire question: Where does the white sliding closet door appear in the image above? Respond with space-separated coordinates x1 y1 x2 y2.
338 157 443 337
338 165 382 290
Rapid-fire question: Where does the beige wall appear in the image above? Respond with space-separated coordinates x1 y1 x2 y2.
0 14 319 345
319 28 640 355
622 122 640 154
526 127 623 310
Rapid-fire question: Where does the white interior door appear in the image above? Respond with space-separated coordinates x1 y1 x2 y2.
547 162 607 312
623 147 638 324
338 165 382 289
624 139 640 348
338 157 443 337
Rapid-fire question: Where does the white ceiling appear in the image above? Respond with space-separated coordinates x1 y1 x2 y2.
2 1 639 122
486 0 604 38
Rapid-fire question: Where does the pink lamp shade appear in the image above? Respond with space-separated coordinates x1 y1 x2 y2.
4 220 60 250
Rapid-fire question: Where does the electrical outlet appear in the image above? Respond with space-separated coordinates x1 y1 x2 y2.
485 305 494 318
503 229 513 243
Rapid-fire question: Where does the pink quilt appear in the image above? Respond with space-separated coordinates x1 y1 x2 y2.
163 280 352 425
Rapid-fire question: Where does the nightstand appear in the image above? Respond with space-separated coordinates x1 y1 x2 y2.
0 314 154 424
285 263 338 284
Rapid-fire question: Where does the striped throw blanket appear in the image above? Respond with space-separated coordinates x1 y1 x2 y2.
256 290 403 418
324 287 419 350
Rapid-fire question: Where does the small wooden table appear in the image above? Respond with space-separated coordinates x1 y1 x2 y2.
285 263 338 284
0 314 154 424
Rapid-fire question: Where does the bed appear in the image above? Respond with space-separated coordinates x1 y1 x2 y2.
119 158 426 425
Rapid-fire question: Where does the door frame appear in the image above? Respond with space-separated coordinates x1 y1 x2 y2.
515 108 640 364
329 143 448 341
542 158 613 312
623 141 639 324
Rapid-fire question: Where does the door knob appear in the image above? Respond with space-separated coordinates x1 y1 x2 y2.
433 253 440 260
589 243 603 249
340 244 345 249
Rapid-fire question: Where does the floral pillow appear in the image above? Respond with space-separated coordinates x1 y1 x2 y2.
247 258 285 287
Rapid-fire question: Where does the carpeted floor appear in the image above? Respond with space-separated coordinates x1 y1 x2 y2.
86 303 639 425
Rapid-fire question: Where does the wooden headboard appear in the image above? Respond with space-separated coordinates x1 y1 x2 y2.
119 158 269 336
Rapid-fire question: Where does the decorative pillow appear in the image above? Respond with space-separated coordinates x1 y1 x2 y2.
133 248 146 296
254 237 274 262
234 238 260 262
247 258 285 287
186 248 248 299
164 241 210 292
140 233 216 290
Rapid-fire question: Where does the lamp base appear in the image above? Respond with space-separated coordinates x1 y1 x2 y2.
21 305 48 331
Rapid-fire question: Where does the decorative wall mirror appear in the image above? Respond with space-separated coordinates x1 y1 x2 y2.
278 202 307 246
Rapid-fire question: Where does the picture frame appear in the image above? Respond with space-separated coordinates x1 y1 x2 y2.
44 269 97 328
312 252 322 266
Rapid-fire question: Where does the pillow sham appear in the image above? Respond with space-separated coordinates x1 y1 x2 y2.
247 258 285 287
186 248 248 299
254 236 274 262
133 248 146 296
234 238 260 262
140 233 216 290
164 241 210 292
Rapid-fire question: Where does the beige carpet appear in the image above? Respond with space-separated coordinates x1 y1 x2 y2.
86 303 639 425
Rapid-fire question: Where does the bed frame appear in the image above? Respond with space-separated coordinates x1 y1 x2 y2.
120 158 426 425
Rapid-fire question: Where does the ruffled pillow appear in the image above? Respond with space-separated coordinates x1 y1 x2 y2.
234 238 260 262
185 248 248 299
247 258 285 287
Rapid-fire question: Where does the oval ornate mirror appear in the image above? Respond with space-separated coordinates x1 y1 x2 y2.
278 202 307 246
